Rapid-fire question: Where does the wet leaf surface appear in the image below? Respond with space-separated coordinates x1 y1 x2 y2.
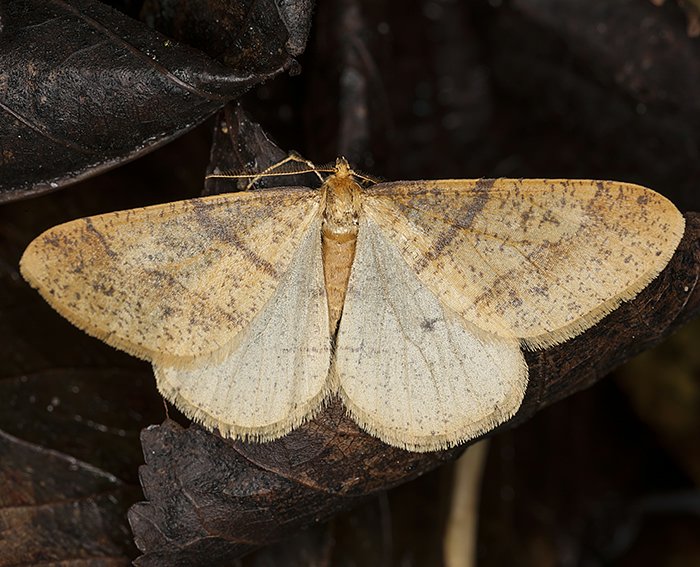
0 0 307 202
140 0 314 60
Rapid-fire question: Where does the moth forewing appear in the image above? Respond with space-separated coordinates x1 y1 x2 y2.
19 188 323 364
362 178 685 349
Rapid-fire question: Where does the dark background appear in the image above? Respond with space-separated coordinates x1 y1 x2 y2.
1 0 699 565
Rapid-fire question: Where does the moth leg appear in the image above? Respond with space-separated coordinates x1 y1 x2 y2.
206 152 325 190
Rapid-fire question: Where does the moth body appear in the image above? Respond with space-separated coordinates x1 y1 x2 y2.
19 158 685 451
320 158 361 334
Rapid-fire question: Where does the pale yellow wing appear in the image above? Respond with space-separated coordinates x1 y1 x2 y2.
334 217 527 452
154 216 332 441
20 188 322 364
362 179 684 349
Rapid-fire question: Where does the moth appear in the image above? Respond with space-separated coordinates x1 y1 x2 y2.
20 158 684 451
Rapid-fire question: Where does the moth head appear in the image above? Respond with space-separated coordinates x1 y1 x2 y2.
334 156 352 177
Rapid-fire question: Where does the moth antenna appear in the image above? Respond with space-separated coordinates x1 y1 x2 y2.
206 153 331 189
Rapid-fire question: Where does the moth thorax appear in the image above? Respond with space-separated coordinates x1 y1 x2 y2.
322 172 361 235
321 173 361 335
